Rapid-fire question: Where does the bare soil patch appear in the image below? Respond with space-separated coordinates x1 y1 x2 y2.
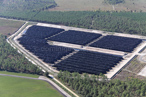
0 19 24 36
114 57 146 80
0 26 18 36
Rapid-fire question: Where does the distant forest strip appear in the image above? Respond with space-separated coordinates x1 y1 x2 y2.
0 10 146 35
0 35 43 75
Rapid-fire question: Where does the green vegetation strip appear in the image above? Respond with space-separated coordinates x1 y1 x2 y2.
1 10 146 36
52 78 76 97
58 71 146 97
0 71 39 78
0 35 43 75
0 76 63 97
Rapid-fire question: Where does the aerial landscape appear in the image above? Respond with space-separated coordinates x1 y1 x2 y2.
1 0 146 97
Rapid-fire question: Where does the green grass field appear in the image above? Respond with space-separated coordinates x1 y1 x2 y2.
50 0 146 12
0 76 63 97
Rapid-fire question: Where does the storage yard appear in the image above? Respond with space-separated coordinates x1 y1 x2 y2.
14 23 146 79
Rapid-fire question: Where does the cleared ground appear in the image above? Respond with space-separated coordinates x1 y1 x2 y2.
0 18 24 36
50 0 146 12
0 76 63 97
115 56 146 80
115 46 146 80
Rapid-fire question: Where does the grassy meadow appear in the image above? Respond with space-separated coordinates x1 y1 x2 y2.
0 76 63 97
50 0 146 12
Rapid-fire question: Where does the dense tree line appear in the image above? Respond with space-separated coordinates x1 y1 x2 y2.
32 11 146 35
58 71 146 97
0 35 43 75
0 10 146 35
0 0 146 37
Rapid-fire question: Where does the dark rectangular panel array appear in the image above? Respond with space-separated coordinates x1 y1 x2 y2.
90 35 142 52
18 25 74 64
18 36 47 46
48 30 102 45
24 25 64 39
54 51 123 75
18 37 74 63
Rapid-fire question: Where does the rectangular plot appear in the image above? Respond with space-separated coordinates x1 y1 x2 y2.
18 35 74 64
90 35 142 52
24 25 64 39
48 30 102 45
54 50 123 75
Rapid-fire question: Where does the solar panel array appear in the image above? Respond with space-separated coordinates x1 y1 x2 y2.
90 35 142 52
48 30 102 45
17 25 142 75
54 51 123 74
25 25 64 39
18 26 74 64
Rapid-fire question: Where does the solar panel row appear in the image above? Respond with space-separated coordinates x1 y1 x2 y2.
54 51 123 75
90 35 142 52
48 30 102 45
